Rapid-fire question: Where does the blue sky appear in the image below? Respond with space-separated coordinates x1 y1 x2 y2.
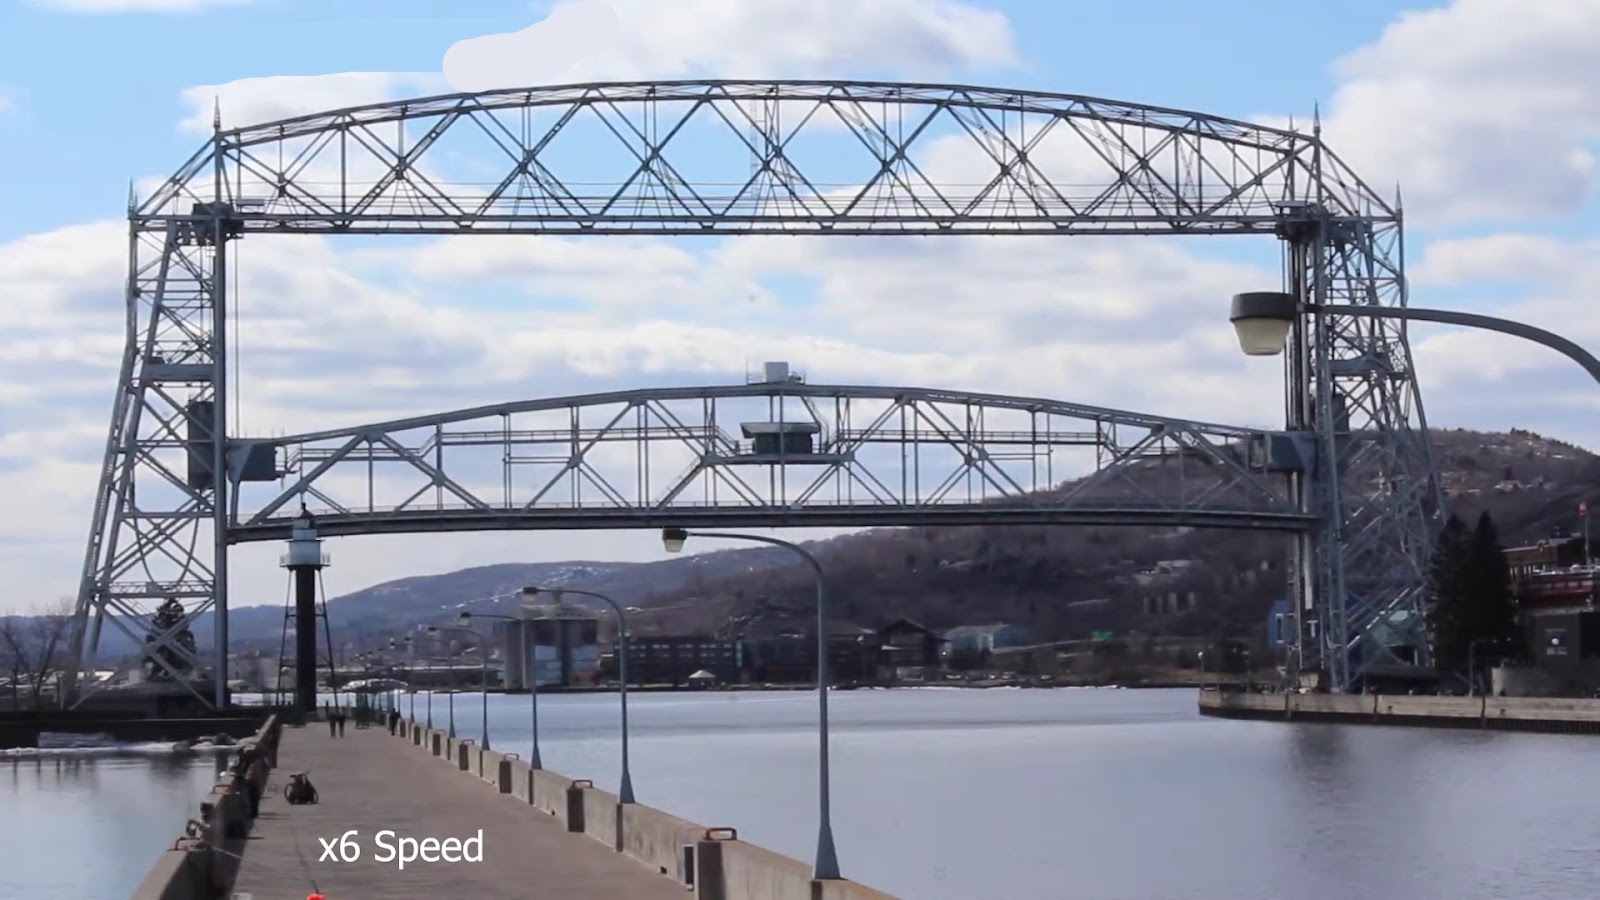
3 0 1600 615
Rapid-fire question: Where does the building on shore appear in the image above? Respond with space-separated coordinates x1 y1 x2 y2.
499 603 600 689
1500 534 1600 695
942 623 1029 670
594 619 884 685
609 636 743 686
876 619 946 681
739 620 881 683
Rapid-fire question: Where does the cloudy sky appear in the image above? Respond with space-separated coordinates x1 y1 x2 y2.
2 0 1599 617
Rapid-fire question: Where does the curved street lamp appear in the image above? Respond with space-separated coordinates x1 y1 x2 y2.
1228 291 1600 380
448 615 493 750
524 585 635 805
462 605 543 769
398 635 437 727
424 626 458 738
661 526 841 881
390 638 418 721
1229 291 1600 683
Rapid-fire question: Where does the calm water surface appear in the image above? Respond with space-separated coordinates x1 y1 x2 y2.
0 752 225 900
5 688 1595 899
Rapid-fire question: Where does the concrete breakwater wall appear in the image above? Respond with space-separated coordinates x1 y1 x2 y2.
130 714 283 899
398 716 901 900
1199 689 1600 734
0 712 269 749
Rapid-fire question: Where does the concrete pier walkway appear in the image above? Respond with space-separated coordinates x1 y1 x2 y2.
229 724 686 900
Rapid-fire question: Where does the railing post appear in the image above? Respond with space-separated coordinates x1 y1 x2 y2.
566 779 591 833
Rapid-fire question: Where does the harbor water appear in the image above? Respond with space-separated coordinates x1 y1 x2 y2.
3 687 1594 900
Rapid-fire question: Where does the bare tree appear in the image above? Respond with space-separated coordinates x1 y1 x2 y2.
0 597 75 709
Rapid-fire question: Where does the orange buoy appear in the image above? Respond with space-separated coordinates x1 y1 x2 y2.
308 893 325 900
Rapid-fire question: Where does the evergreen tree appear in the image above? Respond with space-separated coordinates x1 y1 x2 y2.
144 598 196 681
1425 514 1473 671
1426 511 1523 676
1464 511 1523 662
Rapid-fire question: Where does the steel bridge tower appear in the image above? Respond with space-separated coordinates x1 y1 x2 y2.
62 81 1441 706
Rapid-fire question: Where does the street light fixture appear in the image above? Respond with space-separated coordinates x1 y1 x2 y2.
460 593 548 769
524 585 635 804
661 529 687 553
425 625 457 738
454 613 493 750
1228 291 1299 356
1228 290 1600 682
1227 291 1600 382
390 638 417 721
660 526 842 881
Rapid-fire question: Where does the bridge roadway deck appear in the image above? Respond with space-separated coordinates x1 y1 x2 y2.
229 724 685 899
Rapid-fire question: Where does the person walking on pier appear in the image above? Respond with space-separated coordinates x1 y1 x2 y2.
387 708 400 735
327 712 337 738
336 713 346 738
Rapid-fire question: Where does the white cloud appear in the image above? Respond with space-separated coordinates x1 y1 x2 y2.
443 0 1018 91
443 0 622 92
0 85 16 116
30 0 251 12
1318 0 1600 224
1402 232 1600 444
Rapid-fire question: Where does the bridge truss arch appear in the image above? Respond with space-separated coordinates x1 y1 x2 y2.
224 382 1317 541
73 79 1440 705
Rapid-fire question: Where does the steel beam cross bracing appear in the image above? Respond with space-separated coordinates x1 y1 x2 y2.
225 384 1316 540
69 79 1439 704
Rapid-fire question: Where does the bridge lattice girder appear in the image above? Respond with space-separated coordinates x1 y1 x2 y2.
71 79 1438 707
215 383 1312 550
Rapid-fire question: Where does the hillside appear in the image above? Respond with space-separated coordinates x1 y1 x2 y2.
642 427 1600 644
218 549 802 652
217 427 1599 652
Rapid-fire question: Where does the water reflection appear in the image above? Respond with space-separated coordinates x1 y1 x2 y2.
0 754 219 900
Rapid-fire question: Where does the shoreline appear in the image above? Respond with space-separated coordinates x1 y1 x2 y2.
1199 688 1600 735
418 676 1224 696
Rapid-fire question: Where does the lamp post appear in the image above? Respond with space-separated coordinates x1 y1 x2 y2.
450 615 493 750
1228 291 1600 677
390 639 417 721
467 604 543 769
426 626 458 738
661 527 841 881
1227 291 1600 382
403 635 438 728
524 585 634 804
